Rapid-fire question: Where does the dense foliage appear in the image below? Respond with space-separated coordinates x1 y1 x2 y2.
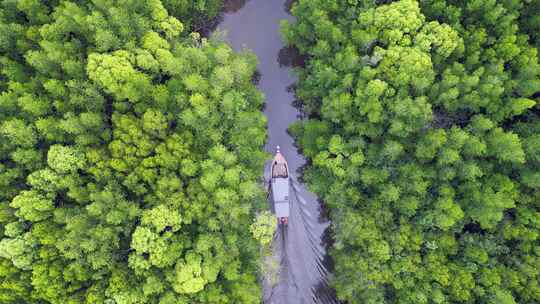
518 0 540 50
0 1 267 303
283 0 540 303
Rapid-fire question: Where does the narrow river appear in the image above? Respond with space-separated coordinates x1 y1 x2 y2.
216 1 338 303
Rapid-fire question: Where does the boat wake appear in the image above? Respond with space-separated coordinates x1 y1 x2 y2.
264 176 339 304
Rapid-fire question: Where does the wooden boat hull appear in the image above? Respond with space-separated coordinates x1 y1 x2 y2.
270 147 290 225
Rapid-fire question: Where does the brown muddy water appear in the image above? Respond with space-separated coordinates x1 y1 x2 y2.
215 1 338 303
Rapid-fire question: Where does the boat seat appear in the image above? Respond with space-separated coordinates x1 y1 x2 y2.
272 163 288 178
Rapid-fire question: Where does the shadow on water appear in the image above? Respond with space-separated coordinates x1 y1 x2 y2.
195 16 223 37
284 0 297 13
278 46 306 68
196 0 251 36
224 0 250 13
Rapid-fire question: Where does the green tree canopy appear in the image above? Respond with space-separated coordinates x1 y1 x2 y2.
0 1 267 303
283 0 540 303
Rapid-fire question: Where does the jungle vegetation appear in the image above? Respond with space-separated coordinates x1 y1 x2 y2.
0 0 269 303
283 0 540 303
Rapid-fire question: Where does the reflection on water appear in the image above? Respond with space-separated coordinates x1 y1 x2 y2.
223 0 250 13
196 0 251 36
278 46 305 68
284 0 296 13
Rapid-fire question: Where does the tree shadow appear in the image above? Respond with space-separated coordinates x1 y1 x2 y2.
277 46 305 68
223 0 250 13
196 0 251 37
284 0 297 14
